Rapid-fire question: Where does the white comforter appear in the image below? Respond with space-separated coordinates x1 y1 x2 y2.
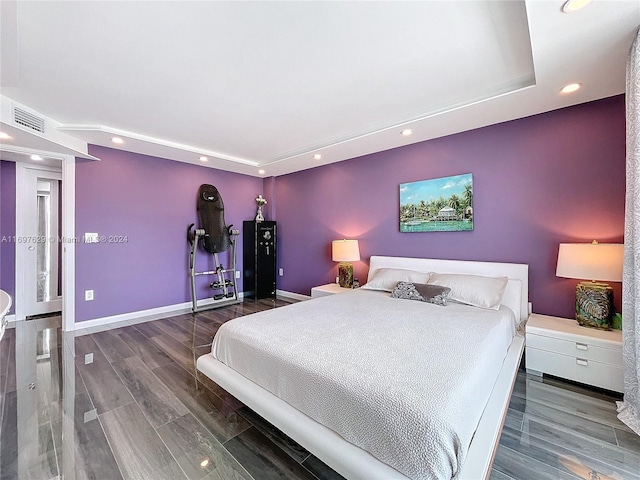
210 289 515 479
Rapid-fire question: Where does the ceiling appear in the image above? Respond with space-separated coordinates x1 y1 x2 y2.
0 1 638 177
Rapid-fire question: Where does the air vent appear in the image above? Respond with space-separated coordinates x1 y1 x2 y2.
13 107 45 134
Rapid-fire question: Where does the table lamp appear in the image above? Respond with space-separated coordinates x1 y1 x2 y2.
556 241 623 330
332 239 360 288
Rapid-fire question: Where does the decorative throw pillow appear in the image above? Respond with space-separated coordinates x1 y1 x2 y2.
390 282 451 306
362 268 431 292
427 273 508 310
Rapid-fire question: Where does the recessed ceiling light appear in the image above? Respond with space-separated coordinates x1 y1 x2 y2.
0 132 11 140
562 0 592 13
111 137 124 144
258 169 266 175
313 154 322 160
30 154 43 161
560 83 582 94
401 129 413 136
199 156 208 162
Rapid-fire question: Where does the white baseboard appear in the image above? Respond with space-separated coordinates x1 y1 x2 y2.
19 289 306 332
74 294 244 331
9 290 309 333
276 290 311 301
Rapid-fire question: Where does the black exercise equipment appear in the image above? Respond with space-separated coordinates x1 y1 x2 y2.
187 184 240 312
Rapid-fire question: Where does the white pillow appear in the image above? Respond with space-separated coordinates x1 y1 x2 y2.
362 268 430 292
427 273 508 310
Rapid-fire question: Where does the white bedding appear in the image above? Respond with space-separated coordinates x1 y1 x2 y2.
209 288 515 479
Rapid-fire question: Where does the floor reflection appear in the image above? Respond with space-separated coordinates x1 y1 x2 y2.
0 316 69 479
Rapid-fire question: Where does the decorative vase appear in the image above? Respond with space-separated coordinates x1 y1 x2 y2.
575 282 613 330
255 206 264 222
338 262 353 288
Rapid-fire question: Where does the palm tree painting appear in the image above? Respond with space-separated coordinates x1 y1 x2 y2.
399 173 473 232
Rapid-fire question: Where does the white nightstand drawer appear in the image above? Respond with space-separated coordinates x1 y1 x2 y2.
526 347 623 393
526 333 622 367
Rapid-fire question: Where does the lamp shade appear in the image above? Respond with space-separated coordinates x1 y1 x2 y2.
332 239 360 262
556 242 623 282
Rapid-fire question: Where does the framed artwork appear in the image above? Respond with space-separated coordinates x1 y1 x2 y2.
399 173 473 232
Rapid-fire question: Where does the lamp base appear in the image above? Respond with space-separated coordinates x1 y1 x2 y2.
575 281 613 330
338 262 354 288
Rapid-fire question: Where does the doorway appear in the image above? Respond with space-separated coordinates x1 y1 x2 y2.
15 163 63 318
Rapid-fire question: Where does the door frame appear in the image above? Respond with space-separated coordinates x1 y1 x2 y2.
11 151 75 331
61 156 75 332
15 162 63 319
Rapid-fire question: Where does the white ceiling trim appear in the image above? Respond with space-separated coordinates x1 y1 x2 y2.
0 144 65 166
57 124 259 167
56 78 537 174
261 81 538 170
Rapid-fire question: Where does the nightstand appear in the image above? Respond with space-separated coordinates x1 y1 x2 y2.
310 283 353 298
525 313 623 393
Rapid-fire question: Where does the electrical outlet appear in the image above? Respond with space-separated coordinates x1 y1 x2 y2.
85 353 93 365
235 270 240 279
279 268 284 276
85 290 94 301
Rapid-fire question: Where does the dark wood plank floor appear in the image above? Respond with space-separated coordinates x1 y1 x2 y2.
491 370 639 480
0 298 638 479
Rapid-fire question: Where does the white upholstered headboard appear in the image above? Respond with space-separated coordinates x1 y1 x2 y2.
368 256 529 322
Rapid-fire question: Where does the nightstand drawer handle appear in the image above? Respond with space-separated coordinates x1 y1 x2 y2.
576 343 588 351
576 358 589 367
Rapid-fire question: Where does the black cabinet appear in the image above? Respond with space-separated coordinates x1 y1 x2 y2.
243 221 277 299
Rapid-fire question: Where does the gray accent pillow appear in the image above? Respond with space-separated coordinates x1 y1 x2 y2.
390 282 451 306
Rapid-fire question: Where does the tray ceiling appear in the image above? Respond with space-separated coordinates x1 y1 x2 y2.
1 1 638 176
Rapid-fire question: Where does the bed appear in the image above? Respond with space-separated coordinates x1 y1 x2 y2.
196 256 528 479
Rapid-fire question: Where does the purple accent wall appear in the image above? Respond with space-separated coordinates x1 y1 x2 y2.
262 177 277 221
73 96 625 322
273 96 626 318
75 145 262 322
0 161 16 314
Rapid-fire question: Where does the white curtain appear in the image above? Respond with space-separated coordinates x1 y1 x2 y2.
618 27 640 436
